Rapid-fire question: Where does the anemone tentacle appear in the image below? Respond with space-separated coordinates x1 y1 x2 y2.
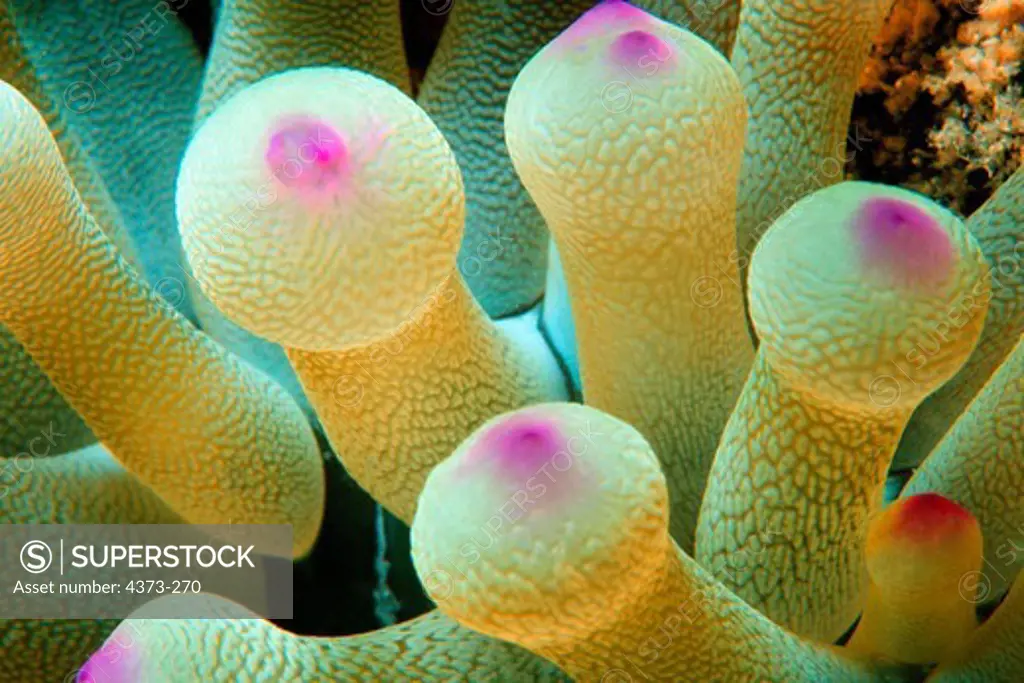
0 81 324 557
0 1 141 453
505 3 754 550
82 593 568 682
178 66 567 521
696 181 990 641
847 493 982 664
185 0 411 419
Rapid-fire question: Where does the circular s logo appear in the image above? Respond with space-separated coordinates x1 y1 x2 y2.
21 540 53 574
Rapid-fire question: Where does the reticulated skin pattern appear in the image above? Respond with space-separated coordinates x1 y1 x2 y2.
0 0 139 266
197 0 409 125
285 277 569 523
927 571 1024 683
696 181 991 642
81 594 568 682
633 0 742 56
412 403 908 682
0 81 325 558
0 326 93 456
505 2 754 550
895 167 1024 469
903 334 1024 598
417 0 593 318
847 494 982 665
180 66 568 522
0 1 139 453
0 445 179 682
731 0 895 296
11 0 202 319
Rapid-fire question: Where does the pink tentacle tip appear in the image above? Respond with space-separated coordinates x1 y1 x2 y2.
558 1 651 49
472 416 566 480
265 117 348 193
76 640 139 682
454 414 584 499
610 29 674 67
888 493 976 544
855 197 956 291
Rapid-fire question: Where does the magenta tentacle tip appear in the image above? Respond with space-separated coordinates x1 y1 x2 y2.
472 415 565 478
855 196 955 291
456 413 587 506
609 29 674 66
265 116 349 193
558 0 650 48
76 640 139 683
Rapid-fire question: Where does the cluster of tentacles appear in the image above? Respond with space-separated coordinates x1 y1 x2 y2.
0 0 1021 681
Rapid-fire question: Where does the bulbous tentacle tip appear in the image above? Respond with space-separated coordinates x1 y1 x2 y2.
412 404 670 635
177 66 463 350
867 493 982 589
855 196 956 292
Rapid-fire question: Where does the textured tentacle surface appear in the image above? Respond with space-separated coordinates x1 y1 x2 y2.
287 275 567 522
198 0 409 124
927 573 1024 682
0 1 139 264
731 0 895 293
847 494 982 664
412 403 906 682
12 0 202 318
417 0 592 317
896 168 1024 469
696 181 991 641
506 2 753 550
0 445 179 682
1 2 142 453
83 594 567 682
0 327 93 457
903 334 1024 598
0 82 324 557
